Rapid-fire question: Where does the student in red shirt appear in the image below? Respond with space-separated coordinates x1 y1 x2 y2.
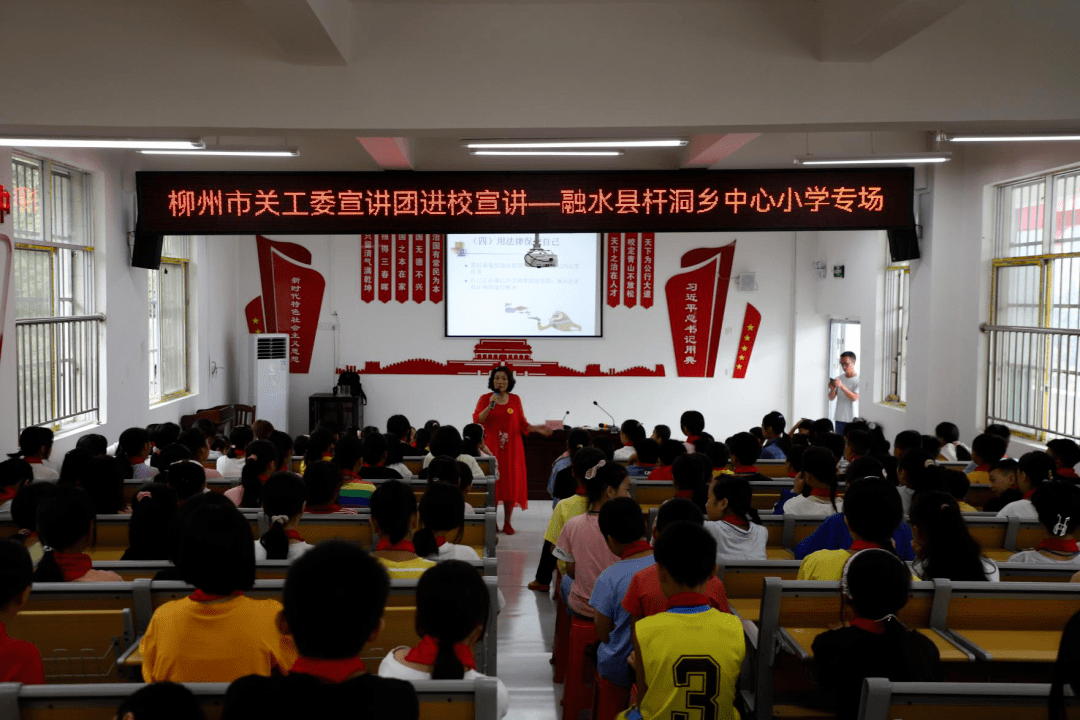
648 440 687 482
0 540 45 684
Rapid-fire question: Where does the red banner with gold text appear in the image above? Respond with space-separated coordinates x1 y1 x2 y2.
664 242 736 378
623 232 638 308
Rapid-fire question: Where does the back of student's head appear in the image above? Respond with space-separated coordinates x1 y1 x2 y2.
654 521 716 587
0 539 33 610
423 455 459 485
1033 482 1080 539
598 496 646 543
115 681 206 720
329 435 363 474
210 434 230 455
801 446 841 511
236 439 277 509
866 423 891 455
571 447 606 483
59 447 93 485
75 433 108 457
592 435 614 461
226 425 255 460
658 439 688 467
283 541 389 659
893 430 922 456
387 414 411 441
709 476 761 525
176 429 209 462
584 458 629 504
652 424 671 442
785 444 807 474
935 422 960 444
655 497 704 534
267 431 294 470
303 461 343 506
415 561 490 680
414 482 467 557
117 427 151 463
413 428 433 453
633 438 660 465
427 425 462 459
80 456 126 515
843 477 902 552
919 434 942 458
149 423 182 468
725 432 760 467
672 453 708 511
985 423 1012 446
178 494 255 595
0 458 34 494
34 485 96 582
127 482 178 561
749 427 764 443
846 430 872 458
371 479 417 544
694 432 715 454
304 428 335 467
908 491 987 582
703 441 730 471
897 450 946 495
680 410 705 436
11 426 55 460
258 472 308 560
1049 439 1080 471
844 456 884 485
461 423 485 457
193 418 218 441
10 482 56 536
1019 451 1057 489
165 460 206 503
291 434 309 461
814 432 846 465
250 419 274 442
971 433 1008 465
762 411 786 436
811 418 834 439
619 419 646 443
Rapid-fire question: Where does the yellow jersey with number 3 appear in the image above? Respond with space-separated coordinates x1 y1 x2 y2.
629 605 745 720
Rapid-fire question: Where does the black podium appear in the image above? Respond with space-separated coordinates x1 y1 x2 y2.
308 393 364 432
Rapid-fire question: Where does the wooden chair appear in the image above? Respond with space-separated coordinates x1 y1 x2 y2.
858 679 1078 720
90 557 497 581
402 456 498 479
5 609 134 683
233 404 255 428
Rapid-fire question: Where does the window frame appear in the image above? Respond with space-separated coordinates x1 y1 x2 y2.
148 237 191 405
880 263 910 407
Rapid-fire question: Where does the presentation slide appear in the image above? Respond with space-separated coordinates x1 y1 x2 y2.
445 233 602 338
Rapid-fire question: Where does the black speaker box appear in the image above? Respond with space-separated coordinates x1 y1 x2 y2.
887 227 920 262
131 233 164 269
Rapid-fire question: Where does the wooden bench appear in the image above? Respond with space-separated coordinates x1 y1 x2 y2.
91 557 498 581
0 677 502 720
402 455 498 478
5 609 133 684
858 679 1077 720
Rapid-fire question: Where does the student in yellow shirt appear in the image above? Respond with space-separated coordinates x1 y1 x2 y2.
139 494 296 682
370 479 436 579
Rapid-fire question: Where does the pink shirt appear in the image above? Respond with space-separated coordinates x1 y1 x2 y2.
552 512 619 617
224 486 243 505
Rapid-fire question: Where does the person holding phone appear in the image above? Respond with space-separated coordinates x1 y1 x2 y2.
829 352 859 436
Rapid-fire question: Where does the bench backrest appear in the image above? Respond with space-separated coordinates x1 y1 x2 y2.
859 679 1074 720
5 609 133 683
401 456 497 478
91 557 497 581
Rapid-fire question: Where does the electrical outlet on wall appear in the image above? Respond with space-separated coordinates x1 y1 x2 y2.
317 321 337 330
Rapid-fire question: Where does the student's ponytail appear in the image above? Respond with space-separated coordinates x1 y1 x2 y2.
9 426 54 461
238 440 277 509
258 473 307 560
710 477 762 525
416 561 490 680
908 491 987 581
370 480 417 545
414 483 466 558
227 426 255 460
33 485 95 582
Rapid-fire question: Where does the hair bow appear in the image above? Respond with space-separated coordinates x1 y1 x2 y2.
270 514 290 525
136 491 153 502
585 459 606 480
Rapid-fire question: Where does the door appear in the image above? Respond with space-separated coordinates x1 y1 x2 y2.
829 319 861 422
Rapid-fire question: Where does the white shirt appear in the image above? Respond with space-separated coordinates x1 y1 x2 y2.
914 557 1000 581
388 462 413 479
1007 549 1080 564
30 463 59 482
938 442 970 463
216 455 246 478
613 445 635 462
464 501 477 515
253 539 314 561
422 453 484 479
431 542 482 562
704 519 768 561
996 498 1039 519
782 494 843 517
378 648 508 719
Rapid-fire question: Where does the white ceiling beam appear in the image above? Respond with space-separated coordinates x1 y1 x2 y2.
239 0 352 66
819 0 969 62
682 133 761 167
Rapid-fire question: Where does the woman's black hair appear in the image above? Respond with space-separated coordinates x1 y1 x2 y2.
908 491 989 581
486 365 516 392
1050 609 1080 720
178 495 256 595
584 458 629 505
423 419 442 434
658 439 688 466
897 450 946 496
165 460 206 503
10 482 56 538
0 458 34 499
1032 481 1080 539
710 476 762 525
34 485 96 582
149 423 182 469
10 426 54 460
413 428 433 454
843 477 902 554
382 433 404 466
331 434 364 473
415 561 490 680
116 681 206 720
424 455 460 485
303 461 343 507
360 432 388 467
259 472 308 560
176 428 210 461
226 425 255 460
844 456 885 484
461 424 485 457
370 479 418 545
80 456 127 515
238 440 279 509
116 427 151 464
801 446 841 513
429 426 464 459
75 433 108 457
1018 451 1057 489
125 482 178 561
672 454 708 513
414 482 467 557
267 430 294 471
0 540 33 609
303 428 335 469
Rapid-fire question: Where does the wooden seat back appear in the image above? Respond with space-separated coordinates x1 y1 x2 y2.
859 679 1076 720
402 456 497 478
90 557 496 581
6 609 133 683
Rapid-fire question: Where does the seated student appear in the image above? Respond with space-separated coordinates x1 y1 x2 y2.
9 483 55 564
378 561 507 718
76 433 108 458
614 419 646 462
553 460 631 617
9 426 59 482
679 410 706 452
121 483 179 561
815 431 847 469
935 421 971 462
724 432 770 483
693 431 715 455
896 450 946 519
671 453 709 514
910 491 999 581
759 411 789 460
353 432 402 481
794 479 916 562
33 486 123 582
705 476 767 560
224 440 278 508
798 476 903 581
461 423 491 458
997 451 1057 519
149 423 182 471
1052 609 1080 720
627 438 660 479
892 429 922 459
369 480 436 579
547 428 592 504
648 439 687 482
622 498 731 621
255 473 312 562
382 433 413 479
782 446 843 517
967 433 1008 487
329 435 377 511
303 460 357 515
1008 482 1080 564
528 447 603 593
413 482 480 562
651 424 671 443
422 426 484 479
224 541 419 720
209 434 231 462
771 444 810 514
703 441 731 478
166 459 207 505
920 434 943 461
177 428 224 480
58 447 93 485
1048 439 1080 482
412 428 433 455
299 428 334 476
139 494 297 682
844 430 872 466
0 540 45 684
811 549 942 720
944 469 978 512
117 682 206 720
982 458 1022 514
386 414 419 461
217 426 255 479
619 521 744 720
0 458 34 513
588 496 654 708
116 427 159 481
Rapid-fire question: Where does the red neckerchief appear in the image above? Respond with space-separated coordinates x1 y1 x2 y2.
675 489 694 499
375 538 415 552
1023 488 1037 499
340 469 360 480
362 462 384 469
129 455 146 465
786 471 798 478
24 457 43 465
285 529 305 542
635 462 658 469
306 503 342 514
405 635 476 670
575 486 587 496
849 540 883 552
666 592 710 608
620 540 652 559
233 450 246 459
52 551 92 582
291 655 366 681
190 589 243 602
719 513 749 528
622 443 634 448
1038 538 1080 553
0 485 19 505
435 537 448 547
733 466 758 474
258 473 270 483
973 464 990 472
686 435 701 445
849 617 885 634
1059 468 1079 479
810 487 832 497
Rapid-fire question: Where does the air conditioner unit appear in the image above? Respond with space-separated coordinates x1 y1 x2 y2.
250 334 289 433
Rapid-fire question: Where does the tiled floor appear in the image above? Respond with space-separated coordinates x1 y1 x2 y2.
496 503 562 720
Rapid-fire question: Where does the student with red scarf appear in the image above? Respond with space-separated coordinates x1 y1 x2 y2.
33 485 122 583
0 540 45 684
369 480 435 579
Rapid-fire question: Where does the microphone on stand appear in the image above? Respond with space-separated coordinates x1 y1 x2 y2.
561 410 570 429
593 400 617 432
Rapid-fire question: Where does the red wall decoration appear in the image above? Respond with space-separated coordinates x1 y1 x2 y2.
640 233 655 309
605 232 655 309
244 235 326 374
0 235 11 360
360 234 375 302
623 232 639 308
665 242 736 378
363 234 445 304
732 304 761 379
0 184 10 223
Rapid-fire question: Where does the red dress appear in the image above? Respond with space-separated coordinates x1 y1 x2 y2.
473 393 530 510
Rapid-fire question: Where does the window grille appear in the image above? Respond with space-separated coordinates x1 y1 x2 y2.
149 237 189 404
881 265 909 405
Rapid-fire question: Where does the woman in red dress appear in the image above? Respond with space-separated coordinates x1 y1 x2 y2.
473 365 551 534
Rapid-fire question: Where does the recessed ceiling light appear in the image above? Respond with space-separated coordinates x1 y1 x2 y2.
793 152 952 166
464 140 685 149
946 133 1080 142
0 137 204 150
139 146 299 157
471 150 623 157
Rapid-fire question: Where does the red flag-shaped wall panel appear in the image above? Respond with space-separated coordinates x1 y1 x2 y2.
640 232 655 309
732 304 761 378
412 233 427 303
664 242 736 378
606 233 621 308
360 234 375 303
377 234 392 303
429 234 444 303
394 235 409 303
623 232 638 308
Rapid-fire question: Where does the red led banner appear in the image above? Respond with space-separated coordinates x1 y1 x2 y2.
361 234 375 303
641 232 655 309
135 169 914 235
606 233 621 308
623 232 639 308
429 235 444 303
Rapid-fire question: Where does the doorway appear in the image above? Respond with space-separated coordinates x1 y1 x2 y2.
829 319 861 423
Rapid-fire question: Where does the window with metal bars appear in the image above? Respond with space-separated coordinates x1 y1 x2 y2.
881 265 909 405
986 169 1080 440
11 154 100 433
149 237 190 404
